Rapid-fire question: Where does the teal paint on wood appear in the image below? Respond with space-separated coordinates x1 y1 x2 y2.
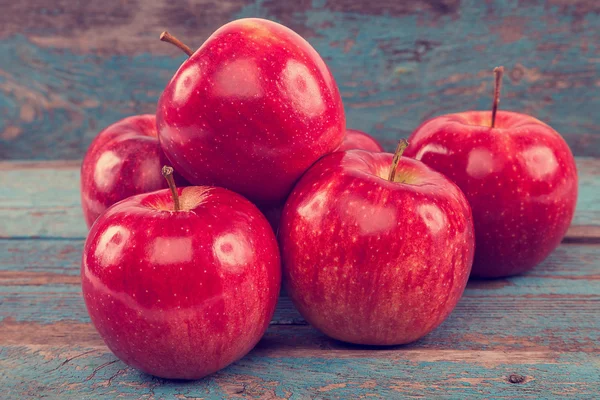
1 343 599 398
0 0 599 160
0 35 181 160
0 239 81 273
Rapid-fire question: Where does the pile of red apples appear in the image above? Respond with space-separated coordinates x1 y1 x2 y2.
80 18 578 379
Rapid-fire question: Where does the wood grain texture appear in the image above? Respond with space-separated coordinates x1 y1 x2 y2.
1 239 599 345
3 159 599 239
1 238 599 398
2 343 598 399
1 0 599 160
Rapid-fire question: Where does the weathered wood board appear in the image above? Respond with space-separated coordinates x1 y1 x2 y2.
1 0 599 160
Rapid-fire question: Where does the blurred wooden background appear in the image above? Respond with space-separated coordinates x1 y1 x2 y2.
1 0 599 160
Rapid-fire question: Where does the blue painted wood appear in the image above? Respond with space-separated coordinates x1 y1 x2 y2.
2 159 599 239
1 166 599 397
1 0 599 160
2 343 599 398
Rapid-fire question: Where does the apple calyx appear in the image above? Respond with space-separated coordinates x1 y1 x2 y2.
491 66 504 128
161 165 181 211
388 139 409 182
160 31 193 57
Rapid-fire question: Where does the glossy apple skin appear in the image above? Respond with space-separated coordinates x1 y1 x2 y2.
404 111 578 278
81 115 187 227
81 186 281 379
339 129 384 152
279 150 474 345
157 18 345 206
262 130 383 234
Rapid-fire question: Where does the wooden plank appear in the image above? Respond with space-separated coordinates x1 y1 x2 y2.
2 342 598 399
1 239 599 397
1 0 600 160
1 239 599 346
1 158 599 239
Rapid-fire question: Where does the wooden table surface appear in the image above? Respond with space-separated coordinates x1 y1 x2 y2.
0 158 599 399
1 1 599 398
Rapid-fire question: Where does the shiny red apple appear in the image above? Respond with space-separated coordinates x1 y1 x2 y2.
262 129 383 234
279 146 474 345
80 115 186 227
81 169 281 379
339 129 384 152
404 67 577 278
157 18 345 206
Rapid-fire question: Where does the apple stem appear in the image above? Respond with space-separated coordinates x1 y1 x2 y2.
388 139 409 182
160 31 193 57
491 66 504 128
161 166 181 211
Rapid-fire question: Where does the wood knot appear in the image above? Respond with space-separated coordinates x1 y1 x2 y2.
508 374 526 384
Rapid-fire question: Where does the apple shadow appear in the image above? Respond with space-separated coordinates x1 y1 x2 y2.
135 369 210 385
326 337 422 352
261 322 424 353
466 276 516 290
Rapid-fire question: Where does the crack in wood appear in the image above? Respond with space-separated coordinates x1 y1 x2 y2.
47 349 98 372
84 359 119 381
106 367 129 387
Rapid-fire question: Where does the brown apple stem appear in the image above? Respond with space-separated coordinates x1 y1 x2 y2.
388 139 409 182
161 166 181 211
491 66 504 128
160 31 193 57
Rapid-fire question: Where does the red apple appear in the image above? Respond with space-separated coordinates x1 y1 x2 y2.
262 129 383 234
339 129 384 152
80 115 187 227
404 67 577 278
279 146 474 345
81 168 281 379
157 19 345 206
